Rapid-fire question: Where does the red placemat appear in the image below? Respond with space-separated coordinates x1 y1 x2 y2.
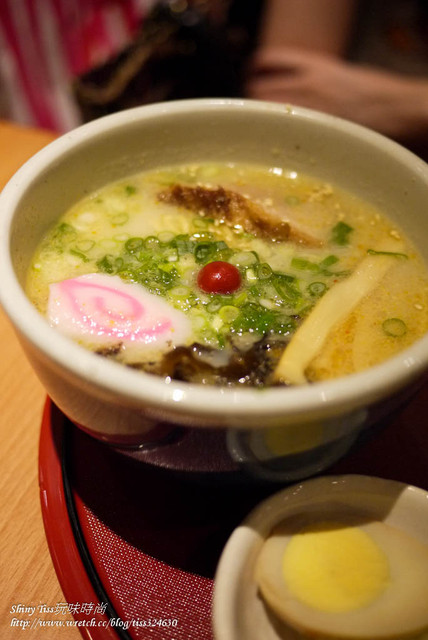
39 383 428 639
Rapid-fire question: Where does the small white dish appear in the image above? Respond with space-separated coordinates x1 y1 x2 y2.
213 474 428 640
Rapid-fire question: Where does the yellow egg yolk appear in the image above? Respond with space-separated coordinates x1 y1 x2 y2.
282 522 391 613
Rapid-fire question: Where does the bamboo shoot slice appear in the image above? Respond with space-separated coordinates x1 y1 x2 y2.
273 249 405 385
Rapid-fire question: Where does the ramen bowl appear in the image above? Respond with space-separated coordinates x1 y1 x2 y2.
1 99 428 480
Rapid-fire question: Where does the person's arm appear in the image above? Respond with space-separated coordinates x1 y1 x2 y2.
246 1 428 158
257 0 358 55
248 47 428 151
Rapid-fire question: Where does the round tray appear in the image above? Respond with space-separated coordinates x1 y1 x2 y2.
38 386 428 639
38 400 273 639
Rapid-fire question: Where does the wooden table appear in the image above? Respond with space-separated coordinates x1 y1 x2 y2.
0 121 76 638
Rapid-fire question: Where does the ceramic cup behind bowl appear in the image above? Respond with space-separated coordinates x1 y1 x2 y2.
1 99 428 481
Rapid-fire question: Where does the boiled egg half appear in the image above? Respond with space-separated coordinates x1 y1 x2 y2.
255 515 428 639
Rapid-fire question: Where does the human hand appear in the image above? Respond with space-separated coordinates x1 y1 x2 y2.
246 47 428 144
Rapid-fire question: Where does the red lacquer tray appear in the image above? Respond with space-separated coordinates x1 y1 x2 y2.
39 386 428 639
38 400 274 639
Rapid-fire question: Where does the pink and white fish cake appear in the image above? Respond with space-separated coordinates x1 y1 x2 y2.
47 273 191 353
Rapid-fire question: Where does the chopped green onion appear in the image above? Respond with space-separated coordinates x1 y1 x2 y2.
230 251 258 267
124 184 136 196
173 234 193 256
382 318 407 337
367 249 408 259
272 273 300 303
272 285 300 307
308 281 327 296
69 248 89 262
193 216 212 229
319 255 339 268
259 283 277 300
57 222 76 236
116 268 134 281
93 226 314 344
207 299 222 313
274 272 296 284
170 286 192 298
191 231 214 242
232 302 296 336
164 248 178 262
50 222 76 250
75 239 95 252
257 263 273 279
219 305 240 322
291 257 319 272
259 298 276 310
246 268 257 282
159 262 176 273
332 221 353 245
158 231 175 244
97 255 116 273
195 242 216 264
144 236 160 250
134 250 149 263
159 269 177 286
125 237 144 254
99 239 119 251
111 212 129 226
234 291 248 307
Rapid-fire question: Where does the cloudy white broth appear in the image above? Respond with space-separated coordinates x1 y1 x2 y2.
26 162 428 387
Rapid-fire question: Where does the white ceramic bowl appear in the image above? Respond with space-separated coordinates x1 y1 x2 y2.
1 99 428 475
213 474 428 640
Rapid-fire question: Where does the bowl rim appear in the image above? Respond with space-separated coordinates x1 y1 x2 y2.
1 98 428 419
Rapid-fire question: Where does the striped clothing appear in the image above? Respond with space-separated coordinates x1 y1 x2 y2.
0 0 157 132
